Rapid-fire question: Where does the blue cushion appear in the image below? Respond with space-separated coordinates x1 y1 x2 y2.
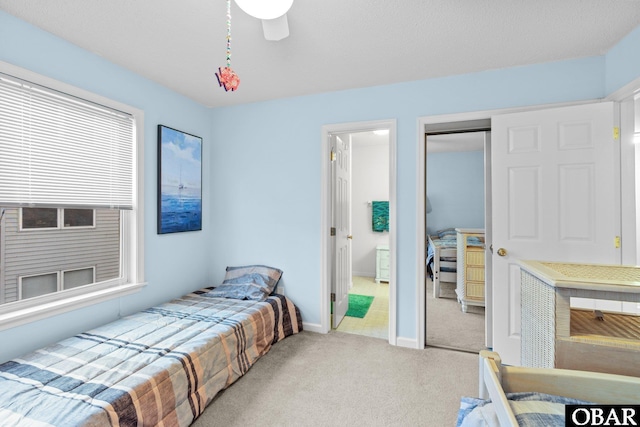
207 265 283 301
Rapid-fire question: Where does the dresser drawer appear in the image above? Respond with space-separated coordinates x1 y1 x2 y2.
466 266 485 282
466 281 484 300
466 250 484 266
379 255 389 270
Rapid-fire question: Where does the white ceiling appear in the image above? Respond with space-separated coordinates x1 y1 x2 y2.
1 0 640 108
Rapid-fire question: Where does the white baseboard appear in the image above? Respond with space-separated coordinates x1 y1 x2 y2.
396 336 420 349
352 271 375 278
301 322 325 333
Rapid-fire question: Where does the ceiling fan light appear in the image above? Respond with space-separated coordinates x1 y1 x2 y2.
262 15 290 41
234 0 294 20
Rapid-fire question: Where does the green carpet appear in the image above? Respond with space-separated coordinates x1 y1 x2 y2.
345 294 374 318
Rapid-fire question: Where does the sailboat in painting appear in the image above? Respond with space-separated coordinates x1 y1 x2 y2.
158 125 202 234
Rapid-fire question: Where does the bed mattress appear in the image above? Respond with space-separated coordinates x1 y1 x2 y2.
0 290 302 426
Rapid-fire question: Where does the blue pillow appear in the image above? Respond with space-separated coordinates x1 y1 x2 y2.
437 228 457 240
207 265 283 301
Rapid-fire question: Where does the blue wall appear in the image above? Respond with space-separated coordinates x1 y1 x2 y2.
208 58 608 341
1 10 639 356
606 25 640 95
426 151 485 234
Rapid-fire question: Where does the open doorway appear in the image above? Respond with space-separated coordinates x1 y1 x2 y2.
320 120 397 345
334 130 390 340
425 131 488 352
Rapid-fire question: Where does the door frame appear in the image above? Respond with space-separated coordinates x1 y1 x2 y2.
415 101 606 350
606 76 640 265
321 119 397 345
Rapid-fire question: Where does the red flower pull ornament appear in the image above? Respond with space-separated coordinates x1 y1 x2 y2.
216 67 240 92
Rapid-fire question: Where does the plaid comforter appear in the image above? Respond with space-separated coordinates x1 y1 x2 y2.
0 291 302 426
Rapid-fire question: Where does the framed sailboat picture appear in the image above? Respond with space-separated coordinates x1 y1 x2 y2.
157 125 202 234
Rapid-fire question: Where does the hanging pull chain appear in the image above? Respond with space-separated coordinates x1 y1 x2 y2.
216 0 240 91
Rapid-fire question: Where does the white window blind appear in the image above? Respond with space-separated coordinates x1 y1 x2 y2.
0 72 134 209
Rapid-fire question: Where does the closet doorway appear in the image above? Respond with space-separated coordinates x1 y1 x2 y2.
424 127 491 353
320 120 397 344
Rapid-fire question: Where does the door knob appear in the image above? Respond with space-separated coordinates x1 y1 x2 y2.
347 235 353 240
497 248 507 257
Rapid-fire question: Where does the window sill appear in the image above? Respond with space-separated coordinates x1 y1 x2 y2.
0 282 147 332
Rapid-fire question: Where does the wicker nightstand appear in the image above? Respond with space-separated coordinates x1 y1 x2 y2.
519 260 640 377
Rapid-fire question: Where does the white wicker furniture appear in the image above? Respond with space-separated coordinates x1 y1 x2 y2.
519 260 640 377
375 245 389 283
455 228 485 312
475 350 640 427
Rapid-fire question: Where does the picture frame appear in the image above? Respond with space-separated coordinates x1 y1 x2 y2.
157 125 202 234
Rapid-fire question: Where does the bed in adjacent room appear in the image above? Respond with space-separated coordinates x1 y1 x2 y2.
427 229 458 297
0 265 302 427
457 351 640 427
427 228 484 299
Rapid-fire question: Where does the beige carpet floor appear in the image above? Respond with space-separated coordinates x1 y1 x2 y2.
426 278 486 352
192 331 477 427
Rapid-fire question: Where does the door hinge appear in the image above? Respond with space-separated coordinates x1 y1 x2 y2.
330 227 336 236
615 236 621 248
613 127 620 140
331 293 336 302
330 150 336 162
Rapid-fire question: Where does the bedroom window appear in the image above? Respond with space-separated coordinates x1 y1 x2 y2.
0 64 145 329
20 208 95 229
19 272 58 300
19 267 95 300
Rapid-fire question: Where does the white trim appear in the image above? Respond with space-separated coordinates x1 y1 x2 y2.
320 119 397 345
0 209 4 305
0 282 146 332
416 100 600 350
395 336 418 349
616 96 640 265
606 75 640 103
301 322 324 333
417 120 426 350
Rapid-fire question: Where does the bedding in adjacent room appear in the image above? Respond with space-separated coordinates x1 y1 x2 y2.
0 289 302 427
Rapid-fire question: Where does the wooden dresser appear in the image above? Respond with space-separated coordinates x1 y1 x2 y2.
455 228 485 312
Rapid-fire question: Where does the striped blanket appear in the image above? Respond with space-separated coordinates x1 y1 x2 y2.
0 291 302 426
457 392 593 427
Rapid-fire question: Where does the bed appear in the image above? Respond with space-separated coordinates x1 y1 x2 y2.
0 265 302 427
427 228 483 299
427 229 458 298
457 350 640 426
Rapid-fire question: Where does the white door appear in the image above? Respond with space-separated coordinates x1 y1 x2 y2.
491 102 620 366
332 134 352 328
